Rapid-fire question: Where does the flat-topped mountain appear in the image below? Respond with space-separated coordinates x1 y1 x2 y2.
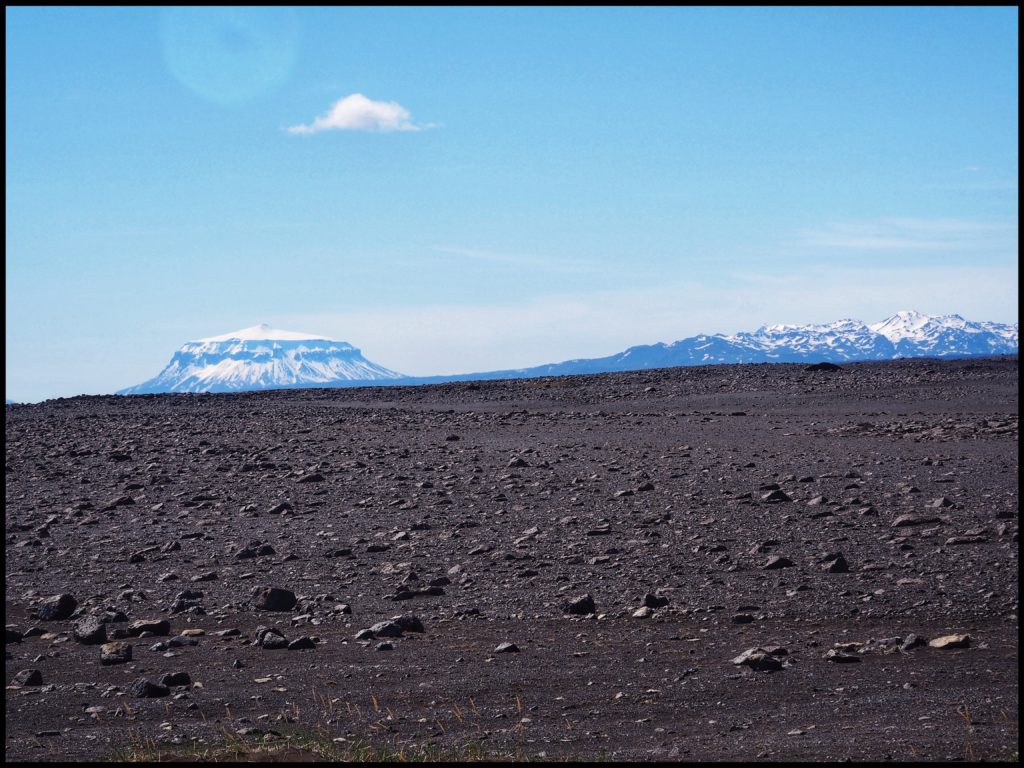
117 324 404 395
117 312 1017 396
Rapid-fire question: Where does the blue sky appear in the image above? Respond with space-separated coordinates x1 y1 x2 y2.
6 6 1018 401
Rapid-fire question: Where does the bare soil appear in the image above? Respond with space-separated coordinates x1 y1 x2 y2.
5 356 1018 761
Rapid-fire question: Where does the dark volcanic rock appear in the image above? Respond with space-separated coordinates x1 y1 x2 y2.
368 621 404 638
732 648 784 672
73 616 107 644
12 669 43 686
255 626 289 650
127 619 171 637
563 594 596 615
253 587 297 612
643 593 670 609
100 642 133 665
824 648 862 663
393 614 426 633
160 672 192 687
821 553 850 573
901 634 928 651
892 514 942 528
130 678 170 698
35 594 77 621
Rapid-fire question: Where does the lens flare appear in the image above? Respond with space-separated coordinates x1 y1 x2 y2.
160 6 298 104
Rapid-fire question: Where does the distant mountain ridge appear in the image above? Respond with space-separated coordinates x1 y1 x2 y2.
117 312 1018 395
474 310 1018 379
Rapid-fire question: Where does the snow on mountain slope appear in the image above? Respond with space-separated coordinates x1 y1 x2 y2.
463 311 1017 380
117 312 1017 396
118 325 404 394
869 310 1019 358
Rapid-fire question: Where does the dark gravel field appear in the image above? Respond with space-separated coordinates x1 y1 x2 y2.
5 356 1018 762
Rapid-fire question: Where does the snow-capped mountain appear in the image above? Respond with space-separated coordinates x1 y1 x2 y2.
118 324 405 394
868 310 1018 359
117 313 1017 396
456 311 1017 380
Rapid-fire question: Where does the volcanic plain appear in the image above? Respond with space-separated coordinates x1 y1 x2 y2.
5 356 1019 761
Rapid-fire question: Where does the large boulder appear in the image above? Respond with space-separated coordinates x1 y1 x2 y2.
36 594 77 621
253 587 297 612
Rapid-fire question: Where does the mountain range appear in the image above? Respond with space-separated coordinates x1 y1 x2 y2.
117 311 1018 395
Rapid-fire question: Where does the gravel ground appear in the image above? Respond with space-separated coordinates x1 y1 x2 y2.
5 356 1018 761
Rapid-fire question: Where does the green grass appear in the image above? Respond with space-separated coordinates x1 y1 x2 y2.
109 727 531 763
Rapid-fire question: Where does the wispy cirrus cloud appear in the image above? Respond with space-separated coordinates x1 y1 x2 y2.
795 217 1016 252
287 93 428 134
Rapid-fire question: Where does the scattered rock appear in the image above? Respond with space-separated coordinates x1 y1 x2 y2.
160 672 192 687
126 619 171 637
731 648 784 672
892 514 941 528
100 642 133 665
368 621 404 638
253 587 297 612
901 634 928 651
928 634 971 649
254 627 288 650
73 616 107 645
820 553 850 573
12 669 43 686
563 594 596 615
824 648 861 663
129 678 170 698
35 594 77 621
393 615 425 634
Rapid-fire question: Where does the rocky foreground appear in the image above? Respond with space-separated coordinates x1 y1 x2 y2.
5 356 1019 761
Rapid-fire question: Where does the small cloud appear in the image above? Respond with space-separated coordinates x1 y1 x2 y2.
795 217 1015 253
287 93 427 134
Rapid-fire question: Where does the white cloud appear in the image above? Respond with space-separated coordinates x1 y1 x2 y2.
287 93 425 134
795 217 1016 252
